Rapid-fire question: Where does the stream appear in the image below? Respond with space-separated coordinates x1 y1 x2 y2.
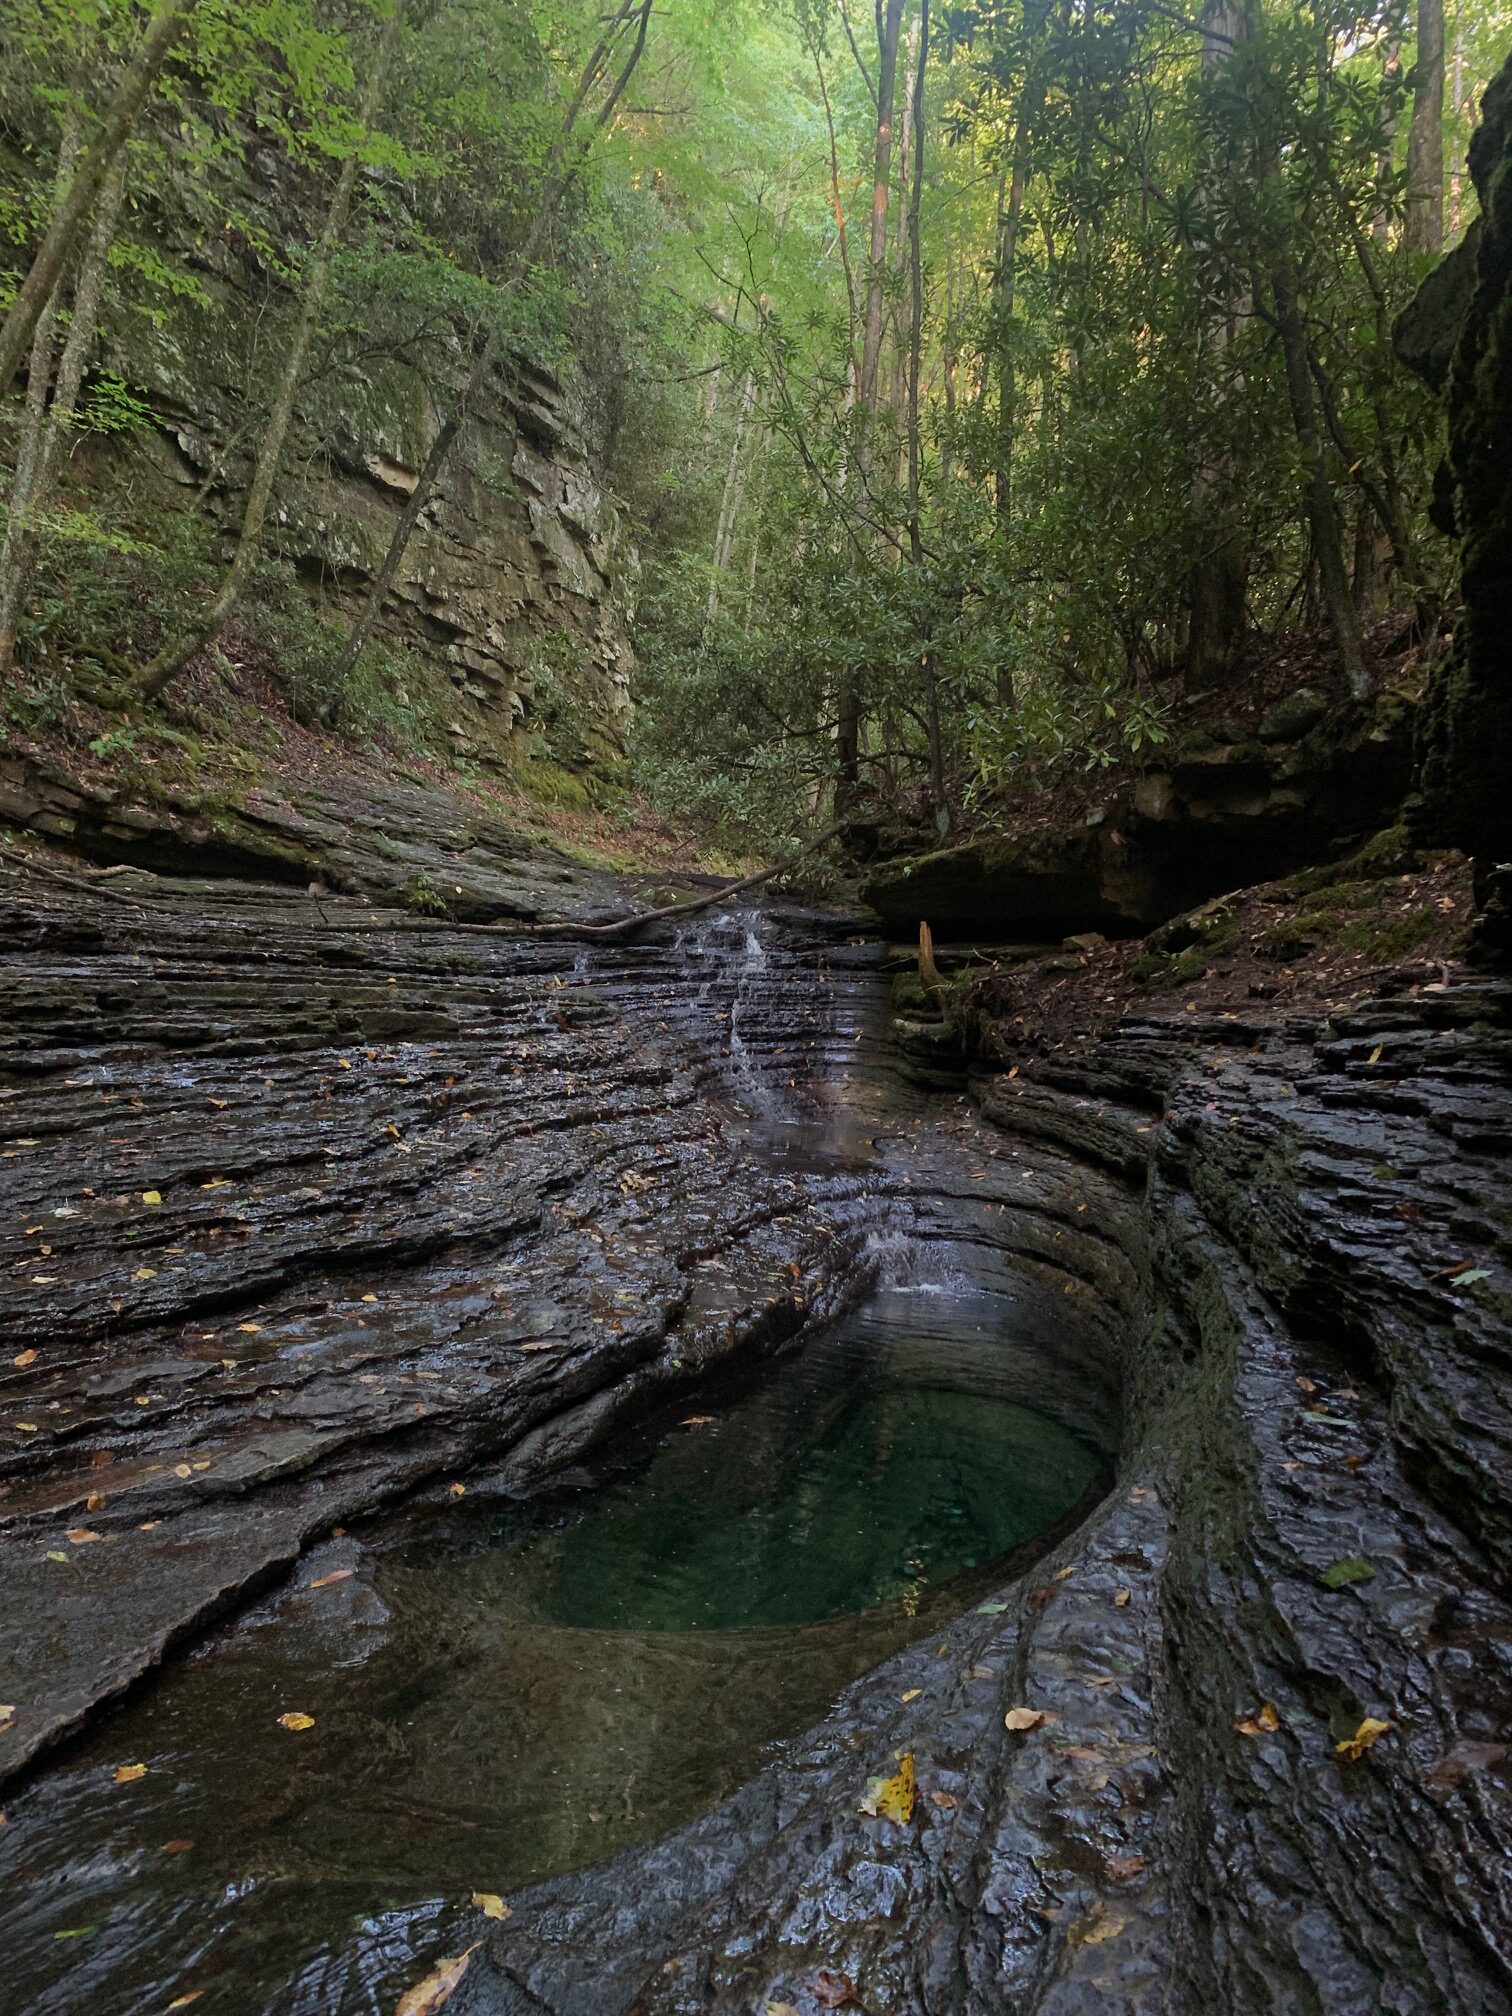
0 908 1115 2016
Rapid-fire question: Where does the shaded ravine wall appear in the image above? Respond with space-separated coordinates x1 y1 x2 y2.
54 153 640 770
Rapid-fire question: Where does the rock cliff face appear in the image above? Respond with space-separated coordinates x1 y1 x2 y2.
87 201 638 768
1395 51 1512 901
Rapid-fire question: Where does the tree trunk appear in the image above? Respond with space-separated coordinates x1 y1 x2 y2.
903 2 947 838
1405 0 1444 253
139 0 407 699
1186 0 1250 691
706 370 757 628
0 149 125 665
0 108 82 665
838 0 906 812
0 0 199 404
1271 254 1368 699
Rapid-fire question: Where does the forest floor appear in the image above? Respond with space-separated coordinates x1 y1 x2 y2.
0 645 754 884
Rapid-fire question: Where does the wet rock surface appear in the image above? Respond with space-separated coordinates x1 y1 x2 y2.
1 802 1510 2015
460 991 1512 2015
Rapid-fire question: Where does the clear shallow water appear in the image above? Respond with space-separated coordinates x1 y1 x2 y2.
0 1290 1108 2016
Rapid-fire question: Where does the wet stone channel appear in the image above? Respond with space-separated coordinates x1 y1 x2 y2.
0 899 1121 2015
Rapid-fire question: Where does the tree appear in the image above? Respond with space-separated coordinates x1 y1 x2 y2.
1405 0 1445 253
138 0 409 698
0 0 199 403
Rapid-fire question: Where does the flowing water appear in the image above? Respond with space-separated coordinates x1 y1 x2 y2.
0 913 1114 2015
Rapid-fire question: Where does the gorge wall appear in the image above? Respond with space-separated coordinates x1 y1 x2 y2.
70 157 639 771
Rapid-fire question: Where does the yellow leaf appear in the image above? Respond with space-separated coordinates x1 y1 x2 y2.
1336 1716 1392 1763
65 1528 101 1545
308 1570 353 1590
167 1995 203 2009
449 1482 466 1498
395 1945 481 2016
1005 1706 1046 1732
277 1712 315 1732
0 1705 15 1727
1114 1589 1131 1608
237 1323 262 1334
113 1763 147 1784
900 1688 922 1703
470 1892 510 1921
1368 1045 1383 1065
132 1267 157 1281
30 1276 57 1285
142 1191 162 1206
86 1493 104 1512
1235 1702 1280 1737
12 1422 38 1434
174 1464 193 1479
361 1293 378 1304
859 1749 917 1824
13 1350 37 1368
201 1177 230 1190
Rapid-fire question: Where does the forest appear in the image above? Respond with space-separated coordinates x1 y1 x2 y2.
0 0 1502 837
1 4 1510 2016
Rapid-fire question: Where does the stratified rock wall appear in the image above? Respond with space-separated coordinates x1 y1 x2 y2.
1397 53 1512 881
86 193 637 768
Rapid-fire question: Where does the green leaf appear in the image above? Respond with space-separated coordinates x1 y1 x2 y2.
1321 1556 1376 1590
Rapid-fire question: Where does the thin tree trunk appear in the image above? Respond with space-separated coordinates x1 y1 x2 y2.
0 150 125 665
1405 0 1444 253
0 0 198 403
903 1 946 836
1187 0 1250 690
838 0 906 810
140 0 406 699
0 108 83 665
1449 22 1464 242
706 370 757 628
1271 255 1368 699
1374 32 1402 242
333 3 654 684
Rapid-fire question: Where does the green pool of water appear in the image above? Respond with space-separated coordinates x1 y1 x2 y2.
0 1288 1109 2016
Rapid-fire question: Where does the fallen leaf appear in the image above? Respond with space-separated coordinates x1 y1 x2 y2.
679 1415 716 1427
859 1750 917 1824
65 1528 101 1545
1026 1584 1058 1613
812 1972 855 2009
12 1423 39 1434
167 1995 203 2009
163 1839 195 1853
929 1788 958 1809
1107 1854 1146 1882
174 1464 193 1480
113 1763 147 1784
975 1600 1008 1616
1114 1589 1131 1608
86 1492 104 1512
361 1293 378 1304
1067 1906 1128 1948
1005 1706 1046 1732
1336 1716 1392 1763
900 1688 923 1703
1321 1556 1375 1589
395 1944 481 2016
141 1191 162 1207
277 1712 316 1732
765 2004 800 2016
308 1570 353 1590
132 1267 156 1281
471 1892 510 1921
449 1481 466 1498
30 1276 57 1285
12 1350 36 1368
237 1323 262 1334
1450 1267 1491 1287
1235 1702 1281 1737
45 1549 68 1562
0 1706 14 1728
